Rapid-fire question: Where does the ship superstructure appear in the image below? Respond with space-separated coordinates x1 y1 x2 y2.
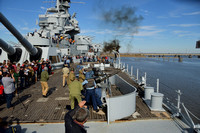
0 0 101 67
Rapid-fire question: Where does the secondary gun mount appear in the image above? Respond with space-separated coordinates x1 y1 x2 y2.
0 12 42 62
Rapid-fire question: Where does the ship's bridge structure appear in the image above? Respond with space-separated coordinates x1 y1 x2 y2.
38 0 80 38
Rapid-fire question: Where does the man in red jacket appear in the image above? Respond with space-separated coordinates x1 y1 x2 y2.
0 81 4 104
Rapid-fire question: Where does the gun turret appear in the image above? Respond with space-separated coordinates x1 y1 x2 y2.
0 39 22 62
0 12 42 61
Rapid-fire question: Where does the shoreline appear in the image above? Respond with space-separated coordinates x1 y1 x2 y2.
100 53 200 58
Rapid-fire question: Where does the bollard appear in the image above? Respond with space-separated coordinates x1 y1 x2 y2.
144 86 154 99
127 64 128 73
150 93 164 110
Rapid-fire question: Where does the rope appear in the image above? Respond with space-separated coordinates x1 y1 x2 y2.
136 67 178 91
124 63 174 90
185 107 200 121
159 82 177 91
180 113 193 127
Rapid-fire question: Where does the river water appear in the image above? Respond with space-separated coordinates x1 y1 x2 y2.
120 57 200 121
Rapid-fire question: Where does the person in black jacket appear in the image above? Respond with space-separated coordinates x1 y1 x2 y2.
19 66 25 89
64 101 89 133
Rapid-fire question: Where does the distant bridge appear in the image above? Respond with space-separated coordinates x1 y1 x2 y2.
105 53 200 58
140 53 200 58
141 53 200 56
118 53 200 59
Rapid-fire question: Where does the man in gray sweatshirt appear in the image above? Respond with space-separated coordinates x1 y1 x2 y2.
2 72 15 108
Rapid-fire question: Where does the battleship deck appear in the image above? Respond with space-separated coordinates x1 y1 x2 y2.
0 64 170 123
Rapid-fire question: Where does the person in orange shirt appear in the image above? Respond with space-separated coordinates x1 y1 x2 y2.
69 38 72 44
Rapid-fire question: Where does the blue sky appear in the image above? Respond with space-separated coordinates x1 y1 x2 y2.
0 0 200 53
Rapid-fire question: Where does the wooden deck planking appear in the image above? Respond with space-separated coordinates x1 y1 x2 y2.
0 65 170 124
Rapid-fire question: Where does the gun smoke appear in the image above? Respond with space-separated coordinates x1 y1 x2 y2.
93 1 143 53
102 6 143 35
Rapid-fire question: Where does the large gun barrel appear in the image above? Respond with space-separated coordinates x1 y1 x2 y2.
0 39 15 55
0 12 38 56
0 38 22 62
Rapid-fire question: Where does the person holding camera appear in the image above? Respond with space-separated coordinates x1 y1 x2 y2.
2 72 15 109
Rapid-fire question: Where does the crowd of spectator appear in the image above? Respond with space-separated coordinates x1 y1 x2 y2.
0 59 52 106
0 55 110 132
63 55 110 65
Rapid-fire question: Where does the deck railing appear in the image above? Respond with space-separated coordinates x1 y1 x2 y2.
115 59 200 132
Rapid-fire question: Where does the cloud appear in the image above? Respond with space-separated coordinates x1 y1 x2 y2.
5 32 12 35
134 30 164 37
157 10 200 19
173 30 189 37
7 8 42 13
182 11 200 15
140 9 150 16
172 30 200 38
139 26 157 30
157 16 168 19
81 25 165 38
87 15 104 21
169 12 181 18
178 33 199 37
40 6 46 10
81 29 96 34
20 27 37 31
20 27 29 31
20 20 29 26
81 29 115 35
169 24 200 27
96 29 114 34
0 24 6 30
131 25 165 37
173 30 189 34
